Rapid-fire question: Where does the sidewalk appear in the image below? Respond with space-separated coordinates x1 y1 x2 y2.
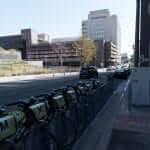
107 78 150 150
0 72 79 83
98 68 107 72
0 68 106 83
72 80 127 150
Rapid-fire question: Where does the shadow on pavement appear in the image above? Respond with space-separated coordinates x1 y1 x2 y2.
107 130 150 150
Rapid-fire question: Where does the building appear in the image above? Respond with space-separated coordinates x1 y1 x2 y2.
121 53 128 64
116 54 121 64
0 35 24 50
82 20 89 38
0 28 119 67
82 9 121 50
0 29 80 66
95 40 105 67
26 42 80 66
51 37 80 43
93 40 119 67
104 42 118 67
21 29 50 48
0 29 50 51
38 33 49 43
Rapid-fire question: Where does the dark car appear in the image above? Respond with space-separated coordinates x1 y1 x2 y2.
113 67 131 80
79 66 98 79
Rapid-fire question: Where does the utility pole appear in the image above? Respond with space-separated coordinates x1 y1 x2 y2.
131 0 150 106
135 0 140 67
139 0 150 67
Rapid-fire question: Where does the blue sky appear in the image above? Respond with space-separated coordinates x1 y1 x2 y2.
0 0 136 55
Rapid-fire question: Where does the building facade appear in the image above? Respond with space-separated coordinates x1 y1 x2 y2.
51 37 80 43
0 29 80 66
82 20 89 38
26 42 80 66
93 40 119 67
104 42 118 67
95 40 105 67
82 9 121 50
121 53 128 64
0 35 24 50
38 33 49 43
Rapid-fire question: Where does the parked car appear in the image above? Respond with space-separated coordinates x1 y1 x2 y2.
106 66 116 72
113 67 131 80
79 66 98 79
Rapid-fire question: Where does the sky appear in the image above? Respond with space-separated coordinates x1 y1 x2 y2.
0 0 136 56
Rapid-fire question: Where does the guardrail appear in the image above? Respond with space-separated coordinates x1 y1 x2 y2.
0 79 115 150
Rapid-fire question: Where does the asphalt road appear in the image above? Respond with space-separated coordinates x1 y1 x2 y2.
0 75 80 105
0 72 109 105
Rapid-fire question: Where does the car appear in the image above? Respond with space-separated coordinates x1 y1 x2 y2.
113 67 131 80
115 65 122 70
79 66 98 79
106 66 116 72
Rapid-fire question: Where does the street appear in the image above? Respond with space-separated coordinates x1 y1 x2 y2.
0 76 79 105
0 72 109 105
0 71 126 150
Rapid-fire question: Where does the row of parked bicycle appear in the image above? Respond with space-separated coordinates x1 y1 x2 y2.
0 79 109 150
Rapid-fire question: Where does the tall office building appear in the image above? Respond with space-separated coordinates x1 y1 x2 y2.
82 20 89 38
82 9 121 50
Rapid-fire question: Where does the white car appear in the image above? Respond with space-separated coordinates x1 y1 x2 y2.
107 66 115 71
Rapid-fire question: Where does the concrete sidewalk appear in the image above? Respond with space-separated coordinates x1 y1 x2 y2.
0 72 79 83
72 81 127 150
0 68 107 83
98 68 107 72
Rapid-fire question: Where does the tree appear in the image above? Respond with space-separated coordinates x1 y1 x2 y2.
74 37 96 66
